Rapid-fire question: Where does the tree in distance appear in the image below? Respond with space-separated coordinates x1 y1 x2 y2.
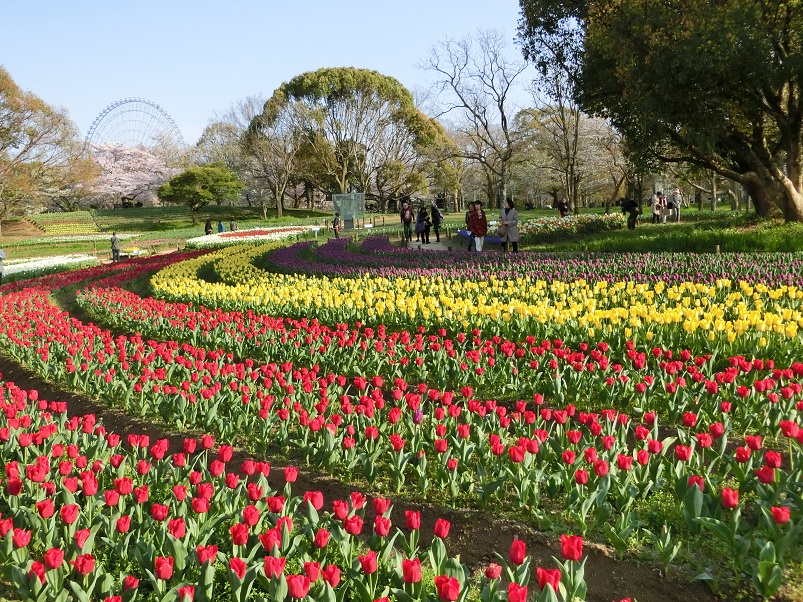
157 164 242 224
518 0 803 221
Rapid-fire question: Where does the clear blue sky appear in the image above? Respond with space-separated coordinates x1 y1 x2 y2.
2 1 526 144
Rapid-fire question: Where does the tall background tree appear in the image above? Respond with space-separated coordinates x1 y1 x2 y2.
518 0 803 221
423 30 530 210
0 66 95 232
252 67 449 213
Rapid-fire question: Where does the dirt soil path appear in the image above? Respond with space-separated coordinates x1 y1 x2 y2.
0 353 716 602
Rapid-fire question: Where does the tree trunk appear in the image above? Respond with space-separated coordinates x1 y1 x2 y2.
710 171 717 211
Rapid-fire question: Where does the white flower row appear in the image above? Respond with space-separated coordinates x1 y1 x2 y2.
4 254 98 275
185 226 314 248
5 233 142 246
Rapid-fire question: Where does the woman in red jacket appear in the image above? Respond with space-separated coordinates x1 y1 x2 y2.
467 201 488 252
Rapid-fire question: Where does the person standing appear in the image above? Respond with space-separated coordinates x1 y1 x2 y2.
431 202 444 242
205 219 213 235
468 201 488 252
651 193 662 224
557 198 570 218
670 188 683 222
110 232 121 263
660 193 669 223
499 198 520 253
217 220 224 233
400 202 413 242
229 220 237 232
415 206 431 244
332 212 341 239
0 248 5 286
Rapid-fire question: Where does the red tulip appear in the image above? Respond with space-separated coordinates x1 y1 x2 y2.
313 528 330 548
434 575 460 601
405 510 421 530
71 554 95 575
43 547 65 570
537 567 561 591
756 466 776 484
344 514 363 535
196 545 218 564
722 488 739 509
434 518 451 538
358 550 377 574
509 538 527 565
229 557 247 580
402 557 422 583
322 564 341 587
264 556 286 578
560 534 583 561
154 556 174 580
771 506 791 524
286 574 310 599
485 563 502 579
508 582 529 602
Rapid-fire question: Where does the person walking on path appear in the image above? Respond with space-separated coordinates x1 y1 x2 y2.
557 198 570 218
415 206 431 244
431 202 444 242
229 220 237 232
499 198 520 253
400 202 413 242
217 220 224 233
332 212 341 239
110 232 121 263
205 219 213 235
670 188 683 222
468 201 488 252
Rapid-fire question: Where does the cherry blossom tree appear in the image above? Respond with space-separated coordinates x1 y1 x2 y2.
89 143 180 207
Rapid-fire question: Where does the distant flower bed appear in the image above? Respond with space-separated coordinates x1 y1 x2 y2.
519 214 625 240
2 253 98 284
1 233 143 247
185 226 312 248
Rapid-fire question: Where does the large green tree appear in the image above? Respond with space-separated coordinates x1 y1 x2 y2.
157 164 241 223
250 67 447 212
519 0 803 220
0 66 95 231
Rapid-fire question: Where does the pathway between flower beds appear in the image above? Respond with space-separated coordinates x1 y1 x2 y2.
0 354 713 602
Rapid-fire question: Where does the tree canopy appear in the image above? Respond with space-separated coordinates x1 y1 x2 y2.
0 66 95 225
518 0 803 220
249 67 451 211
157 164 242 221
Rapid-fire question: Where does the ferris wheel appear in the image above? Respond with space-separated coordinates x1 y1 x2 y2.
86 97 185 149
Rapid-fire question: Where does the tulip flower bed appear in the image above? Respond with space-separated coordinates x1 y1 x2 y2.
1 242 802 600
185 227 314 249
26 212 100 235
0 277 799 598
0 380 605 602
517 215 626 241
147 242 803 360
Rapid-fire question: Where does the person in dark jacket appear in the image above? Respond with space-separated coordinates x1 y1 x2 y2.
431 203 444 242
415 206 431 244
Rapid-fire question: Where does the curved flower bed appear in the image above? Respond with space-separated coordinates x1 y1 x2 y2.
185 227 313 249
148 242 803 358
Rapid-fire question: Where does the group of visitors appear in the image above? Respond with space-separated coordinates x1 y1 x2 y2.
463 199 520 253
651 189 682 223
400 202 444 244
204 219 237 235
